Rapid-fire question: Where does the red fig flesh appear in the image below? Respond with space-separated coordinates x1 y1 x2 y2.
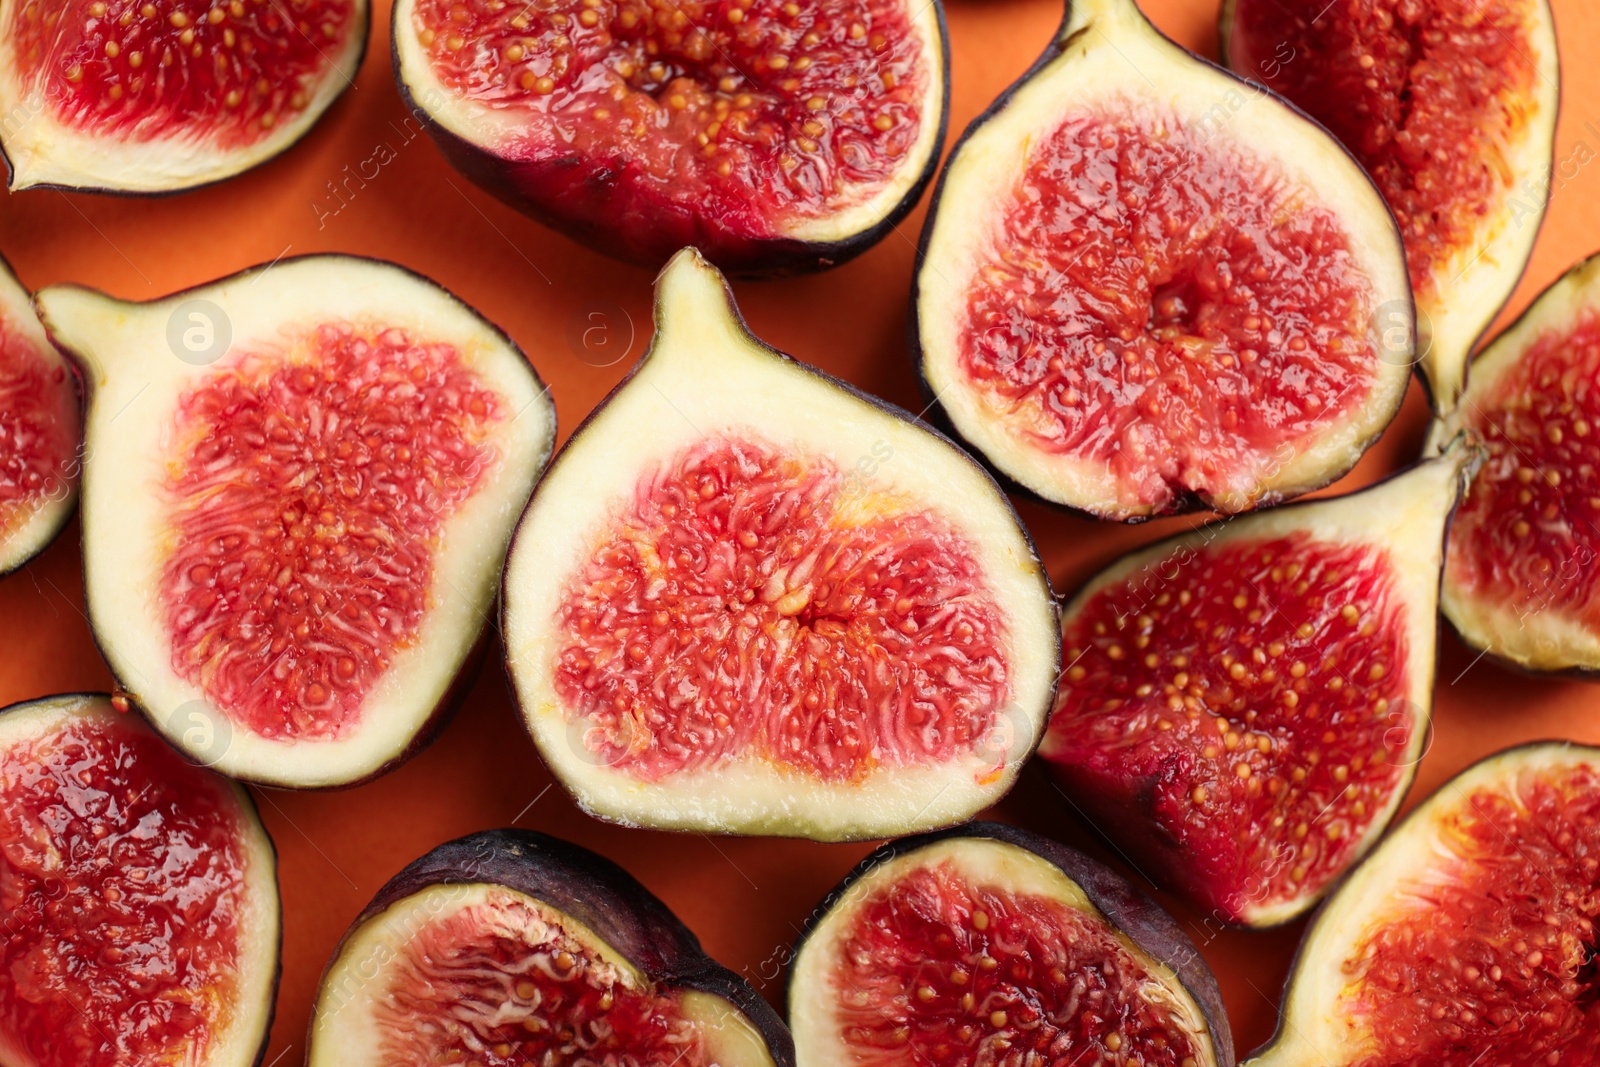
0 694 279 1067
1222 0 1560 407
1041 446 1473 926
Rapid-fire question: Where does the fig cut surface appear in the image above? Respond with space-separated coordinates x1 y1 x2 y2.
1247 742 1600 1067
0 0 367 193
36 256 555 788
1429 251 1600 674
503 247 1058 840
0 693 279 1067
1040 444 1475 926
0 257 78 577
309 828 793 1067
393 0 947 274
914 0 1414 521
1222 0 1560 410
788 822 1233 1067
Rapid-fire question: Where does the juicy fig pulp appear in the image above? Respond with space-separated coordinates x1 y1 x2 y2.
1249 742 1600 1067
0 257 78 577
1040 446 1472 927
503 248 1059 840
1430 252 1600 673
788 822 1234 1067
0 0 367 193
36 256 556 788
914 0 1413 521
309 829 793 1067
0 694 279 1067
1223 0 1560 409
392 0 947 274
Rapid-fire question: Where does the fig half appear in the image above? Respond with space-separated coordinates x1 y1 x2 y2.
1428 251 1600 674
0 693 279 1067
788 821 1234 1067
1040 443 1475 927
36 256 556 787
309 828 793 1067
0 254 78 577
504 247 1058 840
392 0 947 275
1222 0 1560 410
914 0 1414 522
0 0 368 194
1247 741 1600 1066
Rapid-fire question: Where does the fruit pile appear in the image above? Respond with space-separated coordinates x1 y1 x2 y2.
0 0 1591 1063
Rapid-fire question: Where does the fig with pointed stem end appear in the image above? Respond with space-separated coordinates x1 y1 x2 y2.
913 0 1413 522
1427 252 1600 675
35 256 556 788
0 254 78 577
1248 741 1600 1067
503 247 1058 840
789 821 1234 1067
1221 0 1560 411
309 828 794 1067
0 0 367 194
392 0 948 275
0 693 280 1067
1040 441 1477 927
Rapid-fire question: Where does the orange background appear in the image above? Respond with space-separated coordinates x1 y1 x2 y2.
3 0 1600 1060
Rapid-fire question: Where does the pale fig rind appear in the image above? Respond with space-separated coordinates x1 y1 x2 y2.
787 820 1235 1067
1244 740 1600 1067
1428 250 1600 674
390 0 949 276
502 247 1060 841
0 692 281 1067
1219 0 1561 412
913 0 1413 522
35 255 556 788
308 828 794 1067
0 0 368 195
1041 444 1475 927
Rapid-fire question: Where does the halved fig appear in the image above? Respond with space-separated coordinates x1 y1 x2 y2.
0 693 279 1067
503 247 1058 840
913 0 1413 522
35 256 555 787
392 0 947 275
0 0 367 194
1428 252 1600 674
789 821 1234 1067
1222 0 1560 410
1248 741 1600 1066
1039 443 1475 927
309 828 793 1067
0 255 78 577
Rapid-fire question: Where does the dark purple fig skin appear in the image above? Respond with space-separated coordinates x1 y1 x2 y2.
40 254 551 791
391 8 949 279
789 820 1235 1067
0 693 282 1067
907 0 1413 523
316 828 796 1065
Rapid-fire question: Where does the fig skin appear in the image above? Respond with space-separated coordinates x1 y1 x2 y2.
390 6 950 278
910 0 1414 524
501 248 1060 840
0 1 370 196
37 254 555 790
789 820 1236 1067
1041 445 1475 929
1244 740 1600 1067
1218 0 1561 414
0 692 282 1067
310 828 795 1065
